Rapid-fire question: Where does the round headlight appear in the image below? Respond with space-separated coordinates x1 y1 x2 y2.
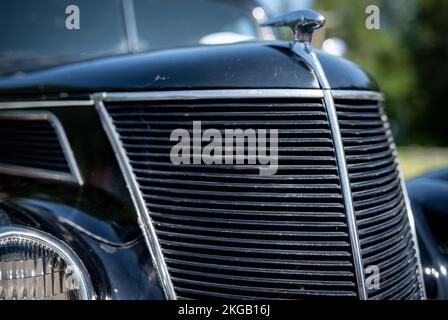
0 227 94 300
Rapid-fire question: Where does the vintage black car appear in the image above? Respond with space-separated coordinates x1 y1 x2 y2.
0 8 432 300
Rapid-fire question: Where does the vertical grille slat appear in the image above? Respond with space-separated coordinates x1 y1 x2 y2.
336 99 424 300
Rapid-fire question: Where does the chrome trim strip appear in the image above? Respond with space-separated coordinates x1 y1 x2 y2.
0 100 94 110
0 164 75 184
397 160 428 299
333 92 426 298
122 0 140 53
390 141 427 299
0 112 83 185
321 90 368 299
331 90 384 101
47 113 84 185
99 89 325 101
296 47 368 299
94 98 177 299
0 226 95 300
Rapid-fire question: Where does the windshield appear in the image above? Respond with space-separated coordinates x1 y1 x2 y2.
0 0 128 75
0 0 263 76
134 0 260 51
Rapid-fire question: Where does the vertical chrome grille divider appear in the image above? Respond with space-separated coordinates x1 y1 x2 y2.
94 96 177 300
321 88 367 300
291 43 368 299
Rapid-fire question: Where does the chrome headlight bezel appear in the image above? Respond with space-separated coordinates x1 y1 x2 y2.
0 226 95 300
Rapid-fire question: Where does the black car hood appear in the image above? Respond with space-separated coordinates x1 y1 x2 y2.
0 41 378 99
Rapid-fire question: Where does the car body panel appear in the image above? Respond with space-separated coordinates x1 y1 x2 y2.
0 42 378 99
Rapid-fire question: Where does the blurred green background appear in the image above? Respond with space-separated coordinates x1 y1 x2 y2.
263 0 448 178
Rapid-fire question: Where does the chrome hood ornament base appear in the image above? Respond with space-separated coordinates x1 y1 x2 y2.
261 9 325 43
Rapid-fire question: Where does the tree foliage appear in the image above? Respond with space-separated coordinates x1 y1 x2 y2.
314 0 448 145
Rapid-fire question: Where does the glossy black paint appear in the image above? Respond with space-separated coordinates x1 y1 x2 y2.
316 51 379 91
407 169 448 300
0 105 167 299
0 106 140 242
0 41 378 100
0 200 164 300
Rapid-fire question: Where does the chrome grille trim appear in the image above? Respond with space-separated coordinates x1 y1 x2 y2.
104 96 358 299
334 98 426 299
95 98 177 299
0 100 94 110
101 89 324 102
296 46 367 299
95 88 425 299
331 90 384 102
320 92 367 299
0 111 83 185
397 163 427 298
329 91 425 298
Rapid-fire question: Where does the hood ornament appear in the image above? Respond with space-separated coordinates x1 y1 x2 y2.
261 9 325 43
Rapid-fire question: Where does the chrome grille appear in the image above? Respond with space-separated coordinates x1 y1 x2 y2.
336 99 424 300
0 118 70 173
106 99 358 299
102 92 425 300
0 113 82 184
